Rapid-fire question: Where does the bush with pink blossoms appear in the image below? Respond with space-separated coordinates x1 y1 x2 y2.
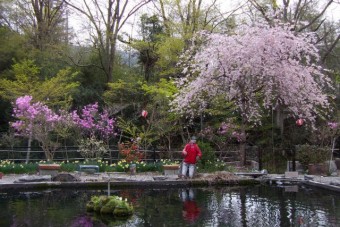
71 102 117 159
200 121 246 152
71 102 116 140
11 96 117 161
11 95 62 161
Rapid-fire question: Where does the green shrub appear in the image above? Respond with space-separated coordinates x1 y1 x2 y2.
197 159 227 172
197 141 216 165
136 162 161 172
82 159 109 172
60 162 78 172
0 160 38 174
0 154 238 174
196 141 229 172
261 148 287 173
109 160 162 173
296 145 330 168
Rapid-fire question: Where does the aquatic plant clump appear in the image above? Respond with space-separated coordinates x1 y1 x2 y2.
86 195 134 217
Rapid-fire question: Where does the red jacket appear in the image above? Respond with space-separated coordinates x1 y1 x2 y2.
183 143 202 164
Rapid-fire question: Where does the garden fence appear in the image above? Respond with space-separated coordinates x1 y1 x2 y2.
0 146 242 164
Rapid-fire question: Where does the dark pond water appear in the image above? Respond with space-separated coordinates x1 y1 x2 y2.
0 184 339 227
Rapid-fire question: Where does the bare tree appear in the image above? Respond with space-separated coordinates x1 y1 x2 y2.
17 0 68 49
154 0 244 41
246 0 339 63
1 0 69 49
65 0 151 83
0 0 15 28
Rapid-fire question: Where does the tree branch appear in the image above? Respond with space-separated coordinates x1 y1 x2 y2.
298 0 334 32
248 0 273 25
321 34 340 63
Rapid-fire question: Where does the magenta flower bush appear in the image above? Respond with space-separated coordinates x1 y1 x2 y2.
12 96 61 135
11 95 62 161
11 96 117 161
71 103 117 159
200 121 245 152
71 102 116 140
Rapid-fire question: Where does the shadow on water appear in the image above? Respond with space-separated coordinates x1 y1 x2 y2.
0 184 339 226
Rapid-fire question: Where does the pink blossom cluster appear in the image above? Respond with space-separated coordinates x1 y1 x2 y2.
72 102 116 139
231 131 246 143
201 121 246 144
172 23 333 125
11 96 116 140
218 122 231 135
328 122 338 129
11 95 61 135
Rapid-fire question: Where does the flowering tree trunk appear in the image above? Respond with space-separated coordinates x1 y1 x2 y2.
25 133 32 164
239 117 247 166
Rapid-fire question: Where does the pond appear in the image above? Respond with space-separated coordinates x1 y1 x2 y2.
0 184 339 226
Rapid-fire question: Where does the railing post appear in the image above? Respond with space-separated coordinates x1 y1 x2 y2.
153 147 156 162
108 179 110 196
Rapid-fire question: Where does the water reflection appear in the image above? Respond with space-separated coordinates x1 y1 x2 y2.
0 185 339 226
180 188 201 223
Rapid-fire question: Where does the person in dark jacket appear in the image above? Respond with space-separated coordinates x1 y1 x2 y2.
181 136 202 178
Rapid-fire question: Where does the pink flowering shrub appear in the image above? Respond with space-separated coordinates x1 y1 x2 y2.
71 102 116 140
327 122 338 130
309 121 340 147
200 121 245 152
11 96 117 161
11 95 62 160
71 103 117 159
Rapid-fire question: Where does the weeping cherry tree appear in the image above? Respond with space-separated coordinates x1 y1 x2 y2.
172 22 334 166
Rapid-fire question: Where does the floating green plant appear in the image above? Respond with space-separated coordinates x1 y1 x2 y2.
86 195 134 218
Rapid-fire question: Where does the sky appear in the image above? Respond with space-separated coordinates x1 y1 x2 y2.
327 2 340 21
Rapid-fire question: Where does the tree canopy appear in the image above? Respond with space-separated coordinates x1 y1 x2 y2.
172 23 333 126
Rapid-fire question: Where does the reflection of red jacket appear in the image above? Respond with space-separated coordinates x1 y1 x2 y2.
183 200 200 222
183 143 202 164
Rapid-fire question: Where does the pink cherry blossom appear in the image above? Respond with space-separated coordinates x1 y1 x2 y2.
172 23 333 126
328 122 338 129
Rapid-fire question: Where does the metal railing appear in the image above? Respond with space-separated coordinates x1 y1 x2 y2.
0 148 169 163
0 147 241 163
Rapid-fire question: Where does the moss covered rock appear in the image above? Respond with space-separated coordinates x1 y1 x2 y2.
113 206 133 217
100 199 119 214
92 195 110 213
86 201 95 212
86 195 133 218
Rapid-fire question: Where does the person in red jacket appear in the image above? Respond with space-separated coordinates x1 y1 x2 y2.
181 136 202 178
